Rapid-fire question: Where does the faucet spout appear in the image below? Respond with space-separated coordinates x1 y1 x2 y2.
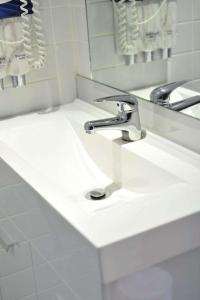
84 95 144 142
84 115 127 134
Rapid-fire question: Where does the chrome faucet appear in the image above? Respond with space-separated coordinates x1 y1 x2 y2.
150 81 200 111
84 95 144 142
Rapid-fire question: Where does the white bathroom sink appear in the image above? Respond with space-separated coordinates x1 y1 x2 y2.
0 99 195 212
0 99 199 282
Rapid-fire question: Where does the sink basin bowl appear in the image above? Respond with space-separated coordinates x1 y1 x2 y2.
0 99 190 215
0 99 199 215
0 100 200 260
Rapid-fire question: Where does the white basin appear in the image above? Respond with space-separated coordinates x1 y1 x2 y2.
0 99 199 282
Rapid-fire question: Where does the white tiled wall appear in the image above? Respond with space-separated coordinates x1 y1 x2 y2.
169 0 200 82
0 0 90 118
0 158 102 300
86 0 200 91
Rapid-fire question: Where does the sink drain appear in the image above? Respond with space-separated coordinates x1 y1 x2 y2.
85 184 121 201
86 189 106 201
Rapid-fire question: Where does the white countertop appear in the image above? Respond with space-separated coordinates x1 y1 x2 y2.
0 99 199 249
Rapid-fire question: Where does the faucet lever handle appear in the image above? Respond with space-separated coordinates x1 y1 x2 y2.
95 95 138 112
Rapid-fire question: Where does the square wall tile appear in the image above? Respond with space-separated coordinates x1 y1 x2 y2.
0 183 40 217
38 284 77 300
12 209 51 239
177 0 193 21
34 264 61 293
168 53 194 82
0 242 31 277
0 219 26 251
0 159 22 189
1 268 35 300
52 5 73 43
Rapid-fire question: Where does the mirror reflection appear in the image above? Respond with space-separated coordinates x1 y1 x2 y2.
86 0 200 120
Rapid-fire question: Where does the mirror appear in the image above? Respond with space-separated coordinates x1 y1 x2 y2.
85 0 200 121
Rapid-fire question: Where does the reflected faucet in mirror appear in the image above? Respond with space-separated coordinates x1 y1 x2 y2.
85 0 200 122
150 81 200 112
84 95 145 142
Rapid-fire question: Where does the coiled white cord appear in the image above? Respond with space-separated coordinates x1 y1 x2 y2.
20 0 46 69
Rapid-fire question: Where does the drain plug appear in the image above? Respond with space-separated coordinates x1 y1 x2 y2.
86 189 106 201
